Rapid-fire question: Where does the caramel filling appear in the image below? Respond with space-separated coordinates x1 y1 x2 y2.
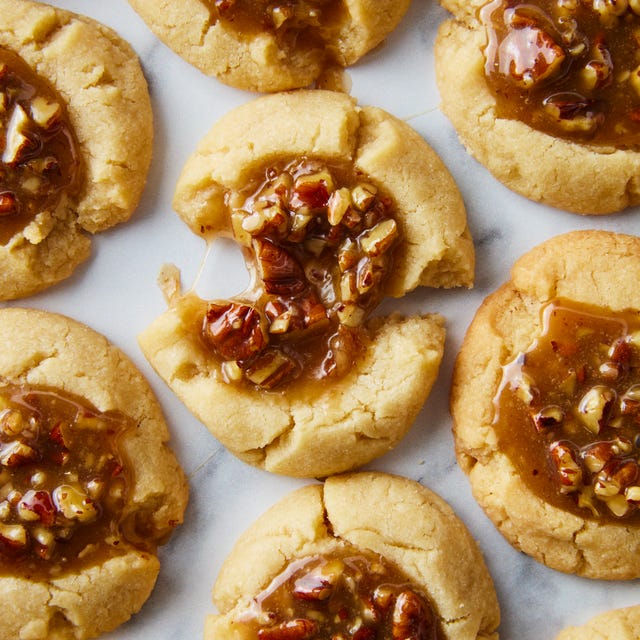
200 0 347 72
0 48 82 245
481 0 640 146
235 548 442 640
0 384 136 578
201 158 400 390
494 299 640 522
202 0 337 38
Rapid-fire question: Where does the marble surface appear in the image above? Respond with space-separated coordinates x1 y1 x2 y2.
9 0 640 638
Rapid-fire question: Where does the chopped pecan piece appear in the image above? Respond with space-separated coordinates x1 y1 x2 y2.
548 441 583 493
53 484 98 523
327 187 352 226
0 440 39 467
499 23 566 88
0 522 27 554
29 96 61 130
600 459 640 493
582 441 617 473
351 183 378 212
293 570 335 601
580 35 613 90
0 409 24 436
621 384 640 414
532 405 564 432
254 238 307 296
359 219 398 257
257 619 319 640
543 94 604 133
391 590 435 640
290 171 333 210
0 192 17 217
3 104 34 165
578 385 616 434
244 348 300 389
214 0 236 11
17 490 55 526
202 302 267 362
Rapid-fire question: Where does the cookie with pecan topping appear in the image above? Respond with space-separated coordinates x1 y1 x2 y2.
126 0 411 92
556 605 640 640
435 0 640 214
205 472 500 640
0 307 188 640
138 89 474 478
452 230 640 579
0 0 153 300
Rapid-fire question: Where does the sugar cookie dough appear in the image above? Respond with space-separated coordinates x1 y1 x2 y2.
205 472 500 640
435 0 640 214
451 230 640 579
139 89 475 478
0 307 188 640
0 0 153 299
127 0 412 92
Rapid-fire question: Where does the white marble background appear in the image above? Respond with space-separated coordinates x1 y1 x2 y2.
8 0 640 637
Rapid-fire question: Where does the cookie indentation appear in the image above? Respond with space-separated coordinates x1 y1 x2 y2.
201 158 399 391
494 298 640 522
0 48 82 246
481 0 640 145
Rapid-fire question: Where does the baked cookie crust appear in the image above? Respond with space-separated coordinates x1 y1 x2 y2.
205 472 500 640
126 0 411 92
0 0 153 300
139 89 474 478
434 0 640 214
555 605 640 640
0 308 188 640
451 230 640 579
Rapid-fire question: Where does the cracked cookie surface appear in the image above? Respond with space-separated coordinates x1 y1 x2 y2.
138 89 474 478
205 472 500 640
451 230 640 579
127 0 411 92
435 0 640 214
0 0 153 300
0 308 188 640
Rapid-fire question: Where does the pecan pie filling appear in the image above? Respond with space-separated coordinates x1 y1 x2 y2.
201 158 400 390
202 0 340 45
494 299 640 521
481 0 640 145
235 548 442 640
0 384 136 578
0 48 83 245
